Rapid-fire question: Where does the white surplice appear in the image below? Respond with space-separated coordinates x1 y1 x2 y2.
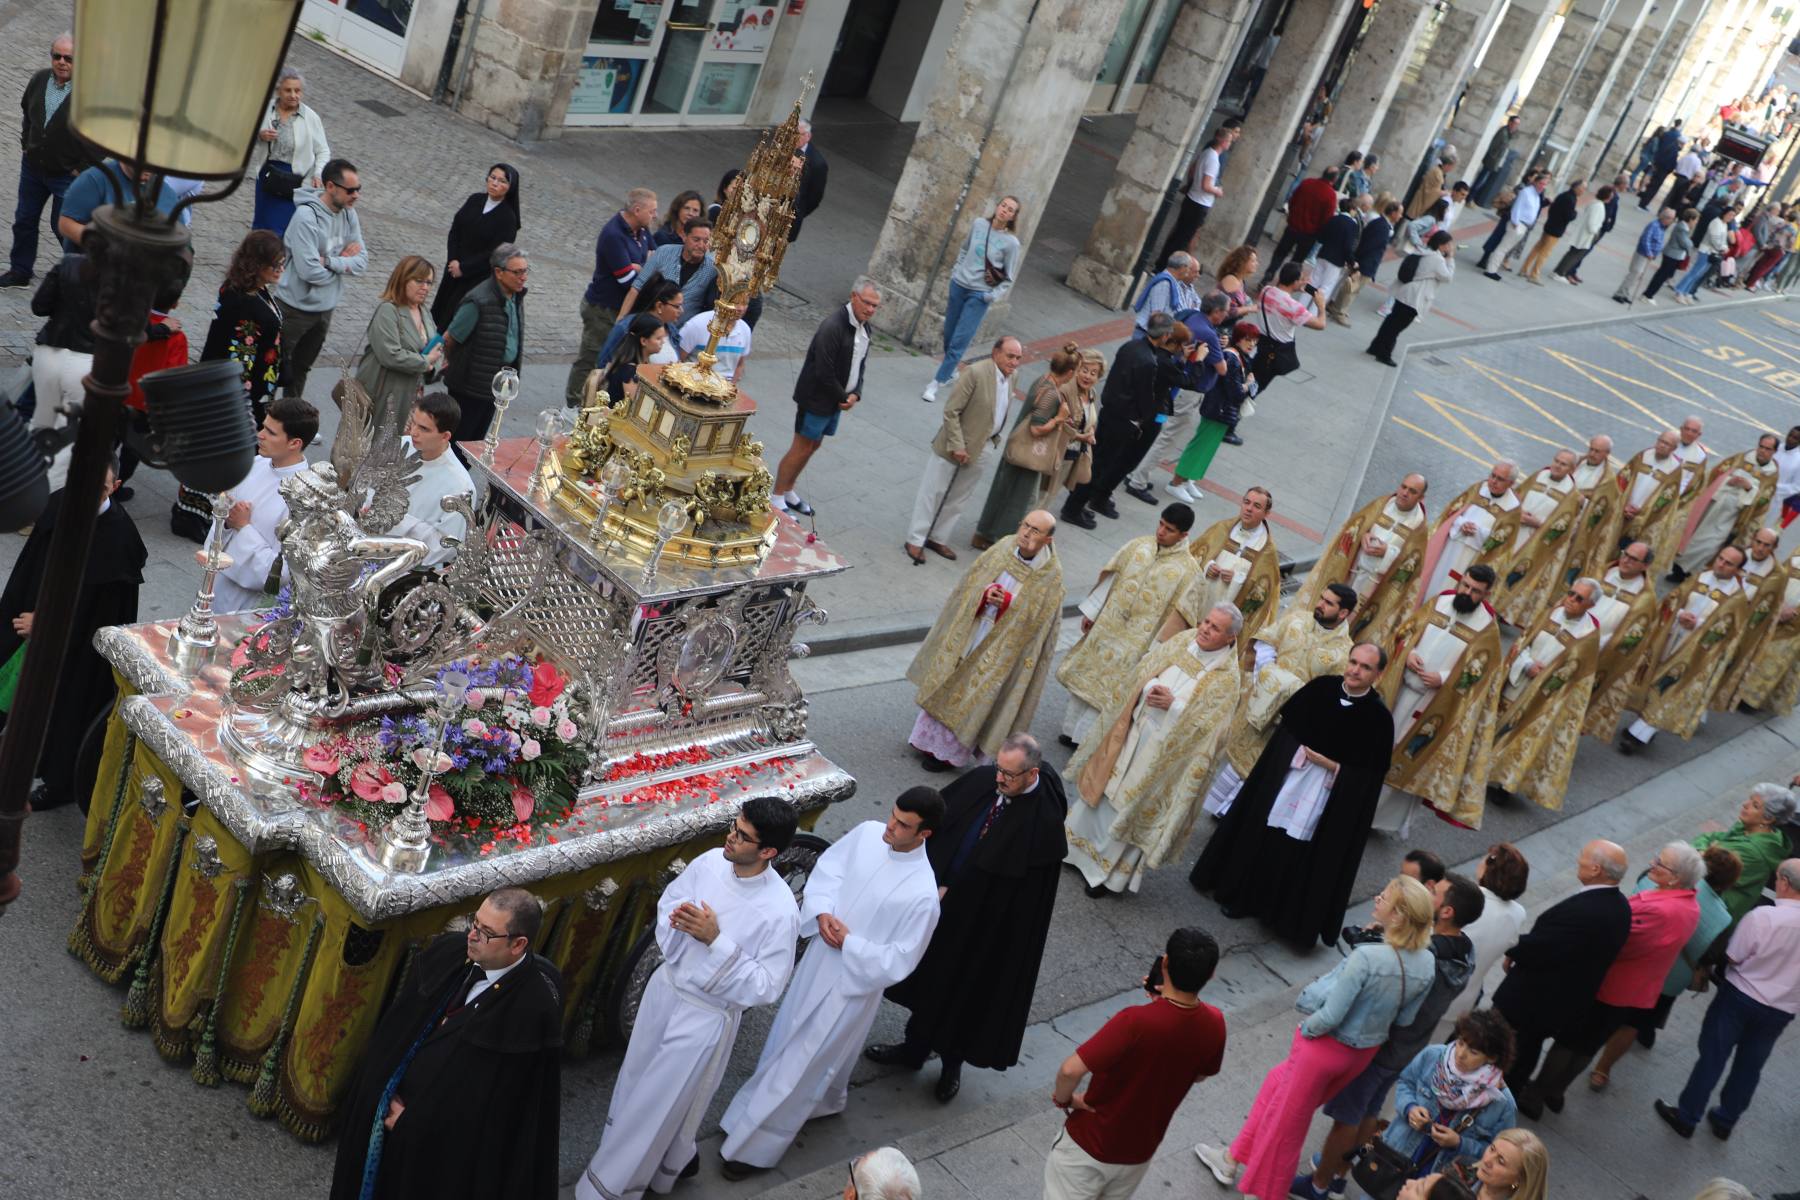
1675 459 1774 574
1627 450 1681 508
1195 521 1268 610
577 849 799 1200
1349 497 1425 603
719 822 940 1167
1422 487 1518 599
212 456 308 614
1593 568 1647 648
1372 594 1494 833
392 437 475 567
1503 606 1597 701
1512 470 1575 548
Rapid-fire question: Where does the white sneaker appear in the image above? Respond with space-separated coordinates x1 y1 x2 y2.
1196 1143 1240 1187
1167 481 1202 503
921 380 940 403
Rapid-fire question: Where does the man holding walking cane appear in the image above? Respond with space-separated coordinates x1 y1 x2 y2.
905 335 1025 564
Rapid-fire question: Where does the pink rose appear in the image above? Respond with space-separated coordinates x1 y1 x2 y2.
521 738 541 761
464 688 488 710
463 718 488 738
511 781 535 822
530 705 553 728
350 763 396 802
302 744 342 776
556 718 578 740
379 781 408 805
425 783 455 822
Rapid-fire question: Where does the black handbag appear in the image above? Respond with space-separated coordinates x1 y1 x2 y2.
1252 291 1303 380
1349 1139 1417 1200
258 158 304 202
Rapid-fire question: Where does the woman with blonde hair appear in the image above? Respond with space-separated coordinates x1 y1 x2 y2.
354 255 443 439
1471 1129 1549 1200
1197 876 1436 1200
971 341 1080 548
1049 350 1102 500
922 195 1023 402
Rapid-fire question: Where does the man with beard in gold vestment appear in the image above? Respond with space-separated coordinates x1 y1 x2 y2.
1488 578 1602 811
1715 528 1789 711
1416 462 1521 605
1171 488 1282 642
1065 603 1245 898
1201 582 1355 818
1564 434 1625 585
1619 545 1751 753
1734 541 1800 715
1056 503 1198 747
907 511 1064 771
1494 450 1583 629
1296 473 1430 649
1373 564 1505 833
1582 541 1663 742
1618 429 1689 570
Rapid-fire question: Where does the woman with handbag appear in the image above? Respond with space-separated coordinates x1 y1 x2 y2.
1250 262 1325 399
1165 322 1259 502
1048 350 1103 502
1196 877 1436 1200
354 256 444 441
430 164 523 331
921 196 1023 403
253 67 330 236
1360 1009 1519 1193
971 342 1080 548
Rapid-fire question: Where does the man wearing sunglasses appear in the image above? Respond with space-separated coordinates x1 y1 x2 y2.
329 887 563 1199
0 35 81 290
578 796 799 1200
275 156 367 403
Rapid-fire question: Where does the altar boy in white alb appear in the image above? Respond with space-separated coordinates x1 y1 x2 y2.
393 394 475 567
211 397 318 614
577 798 800 1200
717 788 945 1178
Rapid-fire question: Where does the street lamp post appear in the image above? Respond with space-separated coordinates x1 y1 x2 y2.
0 0 302 915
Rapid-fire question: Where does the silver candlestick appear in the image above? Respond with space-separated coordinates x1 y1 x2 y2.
482 366 521 465
531 407 563 488
642 499 691 590
169 492 236 668
376 669 471 873
588 456 633 553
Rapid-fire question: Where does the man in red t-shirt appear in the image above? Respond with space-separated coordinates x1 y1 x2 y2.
1046 928 1227 1199
1264 166 1343 286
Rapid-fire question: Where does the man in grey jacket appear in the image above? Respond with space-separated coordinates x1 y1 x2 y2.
276 157 367 402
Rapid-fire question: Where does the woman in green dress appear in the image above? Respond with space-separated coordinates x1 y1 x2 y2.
971 342 1080 548
1690 783 1796 925
354 256 443 441
1165 322 1259 503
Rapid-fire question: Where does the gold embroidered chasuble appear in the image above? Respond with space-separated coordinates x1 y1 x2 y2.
1631 571 1752 739
1415 482 1522 608
1494 469 1583 628
1618 449 1688 569
905 535 1064 757
1224 606 1352 777
1582 570 1663 741
1379 594 1505 829
1736 549 1800 713
1564 458 1626 585
1716 556 1791 711
1297 492 1429 649
1489 607 1601 809
1056 535 1199 713
1182 517 1282 641
1677 451 1781 568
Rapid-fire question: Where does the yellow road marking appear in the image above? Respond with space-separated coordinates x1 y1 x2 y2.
1390 416 1492 467
1717 320 1800 368
1467 360 1659 434
1604 335 1800 411
1418 392 1579 456
1417 393 1503 458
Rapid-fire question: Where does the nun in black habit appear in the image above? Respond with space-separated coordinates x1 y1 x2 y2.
1189 650 1394 948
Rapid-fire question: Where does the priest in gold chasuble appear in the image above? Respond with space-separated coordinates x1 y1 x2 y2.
907 513 1064 771
1415 462 1522 606
1296 473 1430 649
1620 429 1692 570
1582 542 1663 741
1056 503 1199 746
1176 488 1282 642
1620 545 1752 750
1563 434 1626 585
1714 528 1788 711
1374 564 1505 832
1488 578 1602 810
1065 603 1245 897
1494 451 1583 629
1735 544 1800 715
1672 434 1781 579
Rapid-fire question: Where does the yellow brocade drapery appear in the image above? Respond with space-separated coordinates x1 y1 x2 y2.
1297 493 1429 650
1583 584 1662 741
1183 518 1282 640
1379 603 1504 829
1489 616 1600 809
1069 636 1243 869
1633 577 1752 738
1057 536 1198 713
1737 552 1800 712
906 535 1065 758
1716 562 1791 711
1494 476 1583 628
1224 606 1351 777
1565 462 1626 584
1619 454 1687 569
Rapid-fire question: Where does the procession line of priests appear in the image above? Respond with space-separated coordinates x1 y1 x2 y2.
1296 474 1429 648
1181 489 1283 643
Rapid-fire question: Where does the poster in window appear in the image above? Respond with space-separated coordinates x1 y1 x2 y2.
570 56 643 116
710 4 779 52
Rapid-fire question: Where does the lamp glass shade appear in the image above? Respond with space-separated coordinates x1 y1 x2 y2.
71 0 302 179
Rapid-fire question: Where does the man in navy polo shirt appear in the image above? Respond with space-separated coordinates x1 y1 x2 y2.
565 186 656 408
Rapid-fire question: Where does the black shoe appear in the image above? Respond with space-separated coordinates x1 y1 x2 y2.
1654 1099 1695 1138
1636 1026 1657 1050
1374 355 1399 367
679 1154 701 1180
0 270 30 289
1514 1087 1544 1121
1617 733 1641 756
1222 433 1245 446
864 1042 925 1070
1541 1090 1564 1114
113 485 134 503
1484 271 1503 281
720 1159 765 1181
1123 482 1158 504
1084 881 1114 898
1063 507 1097 530
1706 1112 1732 1141
918 753 952 774
934 1060 962 1103
1091 499 1121 519
1057 734 1077 748
27 780 71 812
1475 257 1491 271
1665 566 1689 584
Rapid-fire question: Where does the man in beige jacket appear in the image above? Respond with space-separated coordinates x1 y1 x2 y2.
906 335 1025 563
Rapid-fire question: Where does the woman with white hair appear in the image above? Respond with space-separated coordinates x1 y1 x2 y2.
1526 841 1702 1106
845 1147 919 1200
253 66 330 235
1693 782 1796 925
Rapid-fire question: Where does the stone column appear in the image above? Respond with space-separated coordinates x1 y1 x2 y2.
1189 0 1363 271
1548 2 1651 178
1310 0 1443 174
748 0 852 124
1445 0 1561 181
1511 9 1602 169
862 0 1134 352
453 0 593 141
1370 0 1509 194
1067 0 1258 308
1570 0 1694 181
1649 0 1741 128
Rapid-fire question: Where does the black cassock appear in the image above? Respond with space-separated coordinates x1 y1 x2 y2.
329 933 563 1200
885 761 1067 1070
0 490 145 806
1189 675 1393 947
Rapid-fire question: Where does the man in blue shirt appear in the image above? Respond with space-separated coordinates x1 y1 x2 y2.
565 187 656 408
1612 207 1675 305
56 159 185 249
1124 293 1229 503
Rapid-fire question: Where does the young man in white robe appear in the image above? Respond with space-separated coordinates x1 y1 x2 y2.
212 397 318 613
391 394 475 568
717 789 944 1179
576 798 800 1200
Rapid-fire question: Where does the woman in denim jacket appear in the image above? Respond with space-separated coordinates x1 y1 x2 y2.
1382 1009 1519 1177
1199 877 1436 1199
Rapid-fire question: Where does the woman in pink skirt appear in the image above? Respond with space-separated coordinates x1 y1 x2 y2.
1196 875 1437 1199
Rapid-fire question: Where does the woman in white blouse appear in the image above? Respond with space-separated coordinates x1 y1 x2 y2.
1444 843 1531 1021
